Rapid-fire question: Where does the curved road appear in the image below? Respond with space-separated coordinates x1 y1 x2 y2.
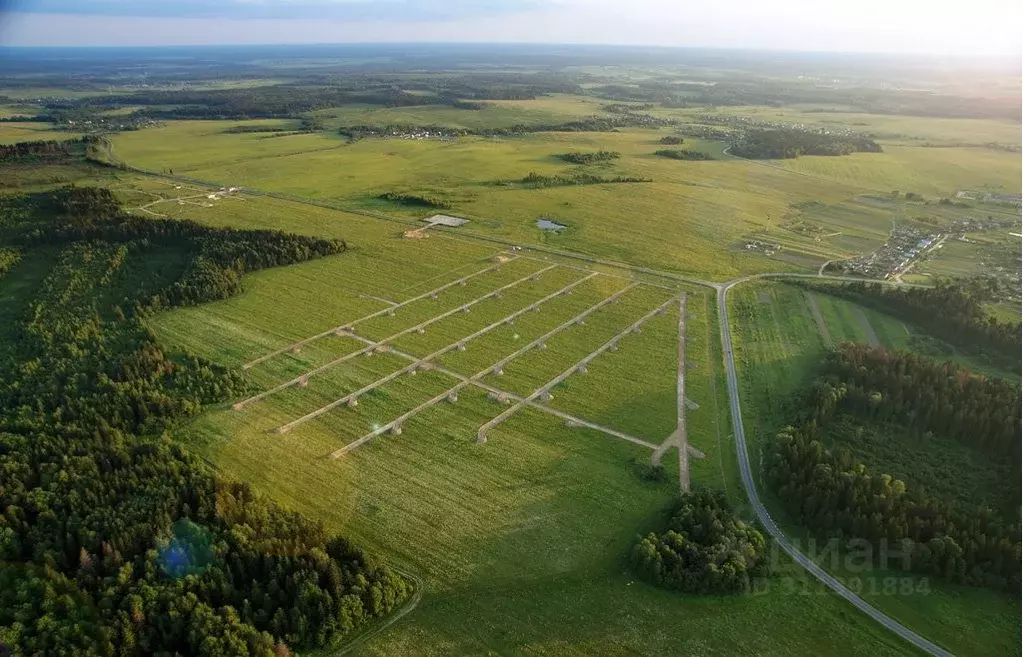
716 280 953 657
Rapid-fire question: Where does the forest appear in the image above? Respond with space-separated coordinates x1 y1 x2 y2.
799 278 1021 371
0 137 97 163
729 128 882 159
0 187 409 656
630 488 770 595
35 74 581 121
766 343 1021 592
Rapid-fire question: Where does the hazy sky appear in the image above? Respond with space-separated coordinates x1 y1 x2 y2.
1 0 1020 55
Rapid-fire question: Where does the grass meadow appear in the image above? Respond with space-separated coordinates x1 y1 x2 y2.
107 98 1020 281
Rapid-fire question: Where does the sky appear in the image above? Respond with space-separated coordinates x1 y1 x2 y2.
0 0 1020 56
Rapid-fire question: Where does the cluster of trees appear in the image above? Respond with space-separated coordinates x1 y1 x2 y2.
0 137 97 163
518 171 651 188
631 488 770 594
478 114 675 135
653 148 713 161
339 115 675 142
0 187 409 655
602 103 655 113
800 279 1021 371
658 135 684 145
730 128 882 159
815 343 1021 459
221 125 291 134
766 343 1021 591
377 192 450 209
554 150 620 164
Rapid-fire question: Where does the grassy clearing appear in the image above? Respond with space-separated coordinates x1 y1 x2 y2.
774 146 1021 198
728 281 1021 657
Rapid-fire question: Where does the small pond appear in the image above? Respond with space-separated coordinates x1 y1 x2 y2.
536 219 567 232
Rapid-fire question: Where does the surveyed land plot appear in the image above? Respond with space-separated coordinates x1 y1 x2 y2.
236 259 688 457
329 281 656 455
241 268 597 425
241 255 530 370
234 264 560 410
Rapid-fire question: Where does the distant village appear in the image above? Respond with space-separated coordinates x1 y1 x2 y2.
836 225 943 279
59 114 162 133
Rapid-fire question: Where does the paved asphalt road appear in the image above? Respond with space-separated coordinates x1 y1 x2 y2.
717 281 953 657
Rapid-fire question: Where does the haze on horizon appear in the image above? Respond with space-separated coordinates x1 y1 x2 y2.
0 0 1019 57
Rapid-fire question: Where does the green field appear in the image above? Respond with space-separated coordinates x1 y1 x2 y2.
728 281 1021 657
103 95 1019 283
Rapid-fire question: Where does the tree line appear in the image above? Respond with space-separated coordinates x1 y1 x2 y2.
554 151 620 164
797 278 1021 372
730 128 882 159
654 149 713 161
0 187 408 656
766 343 1020 592
0 137 99 163
631 488 770 594
517 171 652 188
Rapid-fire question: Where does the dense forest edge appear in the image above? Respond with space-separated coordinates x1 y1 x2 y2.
0 187 412 657
766 343 1021 592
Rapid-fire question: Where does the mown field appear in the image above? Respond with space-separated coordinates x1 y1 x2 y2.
728 281 1022 657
